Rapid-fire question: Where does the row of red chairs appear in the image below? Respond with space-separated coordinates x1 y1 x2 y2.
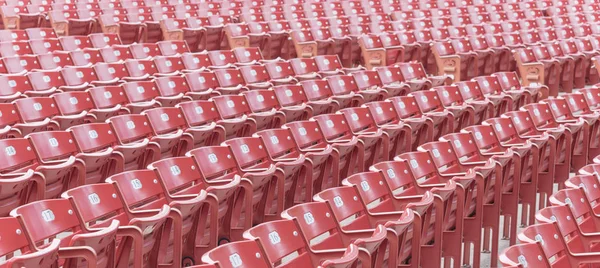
0 72 552 267
181 86 600 267
500 162 600 267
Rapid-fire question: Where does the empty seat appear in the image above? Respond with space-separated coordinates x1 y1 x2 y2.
62 183 171 267
107 114 161 171
13 97 60 136
11 199 119 268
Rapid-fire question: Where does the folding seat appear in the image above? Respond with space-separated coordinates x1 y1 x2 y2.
207 68 250 95
446 26 467 39
265 85 310 122
129 43 161 60
492 112 557 208
492 72 546 103
519 219 600 266
0 102 21 138
0 41 32 57
0 133 47 210
297 79 339 116
26 70 67 97
471 76 516 114
395 62 447 92
388 95 437 150
395 32 423 63
332 172 438 268
106 113 160 172
26 28 56 41
142 107 195 158
0 217 62 267
499 242 550 267
186 143 280 226
152 154 244 249
110 168 215 266
358 34 393 69
97 14 145 45
90 62 128 86
175 100 226 148
51 91 96 129
24 131 86 199
453 37 495 76
409 90 457 138
119 81 161 114
580 87 600 111
212 94 277 137
10 198 119 268
226 136 302 211
552 40 587 89
151 55 186 76
514 48 562 97
67 123 124 185
317 112 388 171
540 186 600 252
0 6 42 30
563 93 600 160
59 66 101 91
429 27 452 41
121 59 160 81
354 70 410 98
244 219 362 268
206 50 238 69
12 96 61 135
262 60 298 86
288 198 395 267
34 51 71 70
232 47 272 66
68 48 104 67
288 57 322 81
314 55 365 77
27 38 61 55
152 76 193 107
223 23 269 52
62 183 175 267
434 84 492 125
86 86 130 122
199 240 273 268
0 75 35 103
564 39 598 86
48 10 95 36
340 71 391 101
179 52 210 73
178 72 219 100
474 34 512 72
160 18 204 53
289 29 332 59
539 44 577 93
237 64 272 90
157 40 190 56
522 103 581 181
58 35 92 52
431 41 477 82
0 29 28 42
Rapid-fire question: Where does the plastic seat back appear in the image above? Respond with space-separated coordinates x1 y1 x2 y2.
499 242 550 268
213 68 247 88
13 97 59 124
207 50 238 67
202 240 271 268
212 94 251 119
177 100 221 128
519 222 574 267
0 217 60 267
11 198 117 268
129 43 161 59
107 114 154 144
244 219 317 267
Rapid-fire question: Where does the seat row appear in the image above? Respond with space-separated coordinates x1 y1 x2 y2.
0 77 569 268
205 86 600 268
499 162 600 267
